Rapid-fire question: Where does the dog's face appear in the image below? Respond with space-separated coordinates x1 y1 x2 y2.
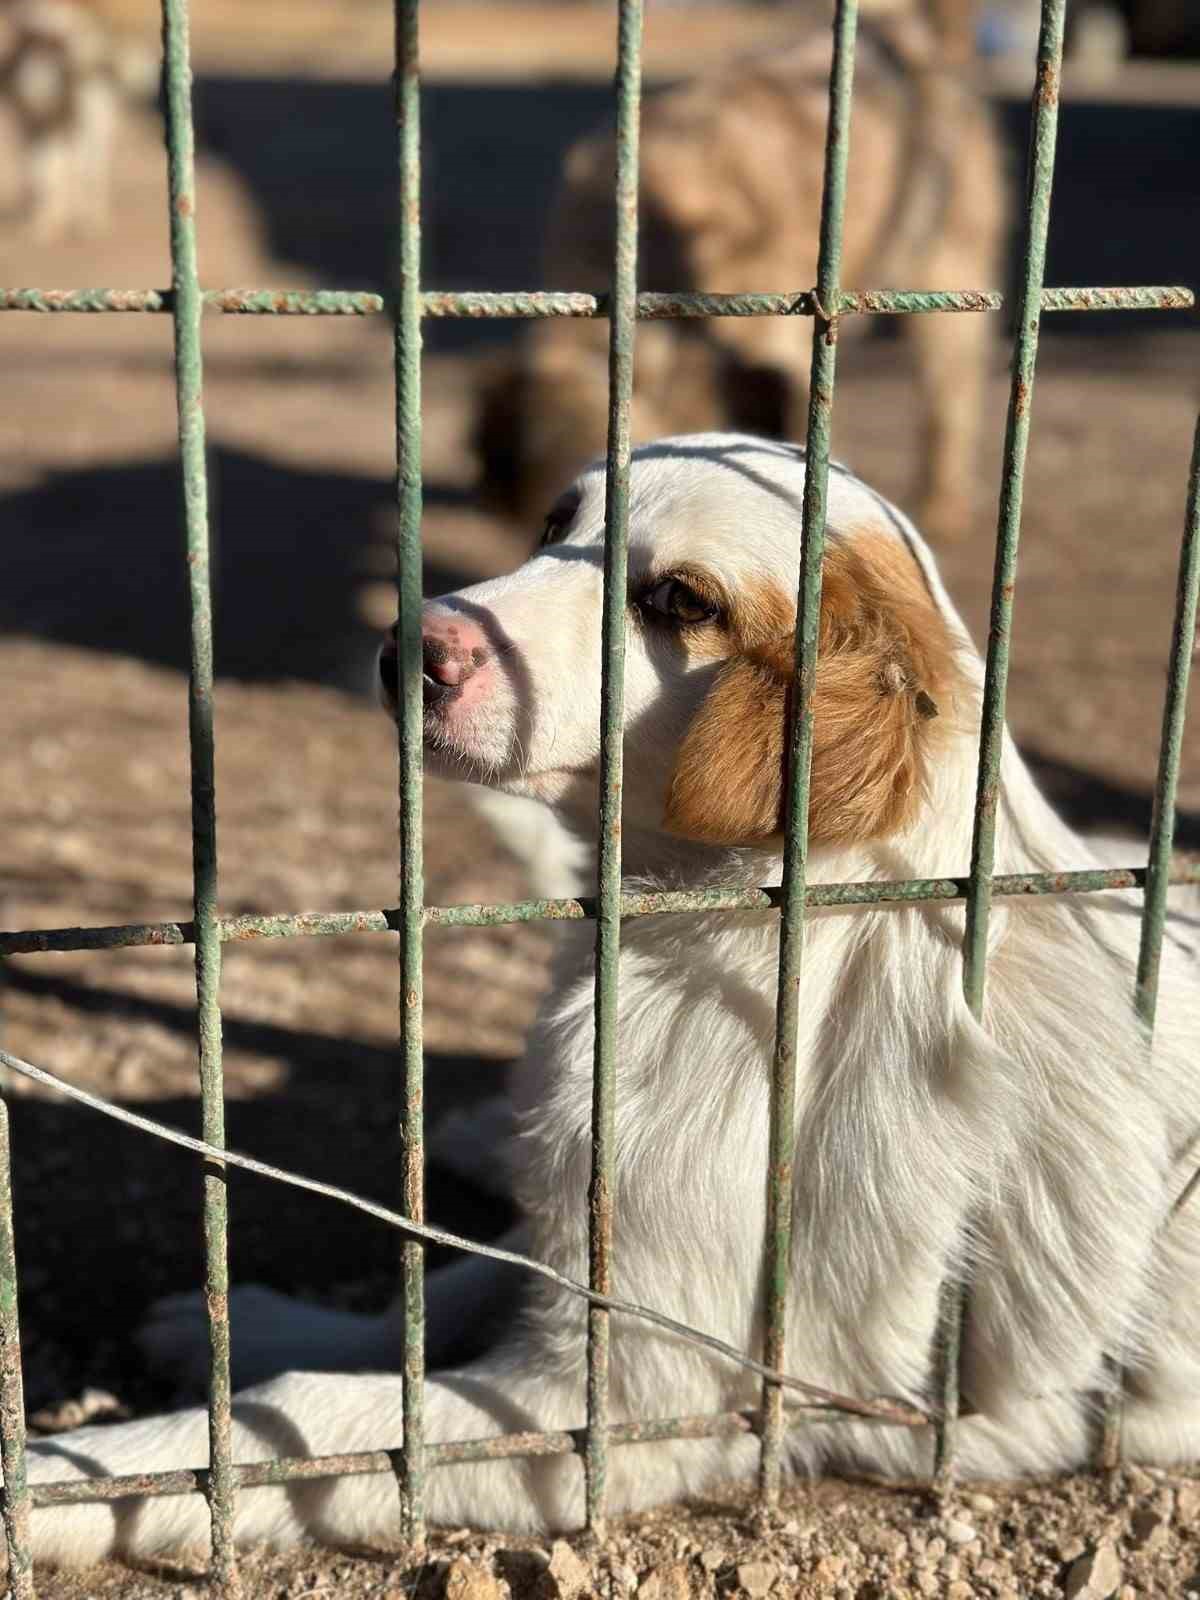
381 435 961 852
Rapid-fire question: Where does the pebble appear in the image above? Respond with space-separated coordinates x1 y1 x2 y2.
941 1518 977 1546
922 1538 947 1565
858 1524 908 1560
735 1560 779 1597
1128 1496 1171 1550
544 1540 590 1599
965 1492 998 1514
1064 1542 1123 1600
443 1558 504 1600
1176 1481 1200 1526
636 1562 692 1600
813 1555 847 1583
1123 1465 1156 1496
699 1546 729 1572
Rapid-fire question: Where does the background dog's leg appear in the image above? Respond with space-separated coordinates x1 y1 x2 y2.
907 296 990 543
427 1093 516 1199
26 130 70 238
138 1284 404 1393
74 74 117 232
138 1223 530 1389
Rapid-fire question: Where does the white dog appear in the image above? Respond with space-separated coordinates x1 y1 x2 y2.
23 435 1200 1566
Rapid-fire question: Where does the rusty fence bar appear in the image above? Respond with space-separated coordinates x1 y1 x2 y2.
0 285 1191 318
933 0 1068 1493
159 0 239 1580
1 0 1198 1587
7 861 1200 958
1098 413 1200 1466
1136 415 1200 1035
758 0 859 1512
393 0 428 1549
0 1100 32 1600
586 0 643 1539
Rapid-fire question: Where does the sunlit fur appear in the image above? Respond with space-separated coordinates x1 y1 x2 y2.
25 436 1200 1566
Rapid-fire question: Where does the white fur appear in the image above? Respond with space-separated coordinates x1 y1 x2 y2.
26 435 1200 1565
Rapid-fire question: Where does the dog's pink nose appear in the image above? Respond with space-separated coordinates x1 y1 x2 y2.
421 612 492 706
423 637 469 687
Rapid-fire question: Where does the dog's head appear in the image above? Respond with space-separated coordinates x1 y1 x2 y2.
381 434 966 857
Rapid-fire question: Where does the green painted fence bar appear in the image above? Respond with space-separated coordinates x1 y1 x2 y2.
1136 415 1200 1033
936 0 1069 1493
759 0 859 1512
0 0 1197 1585
0 285 1191 317
160 0 239 1582
586 0 644 1538
393 0 428 1550
5 862 1200 956
0 1101 33 1600
1099 414 1200 1469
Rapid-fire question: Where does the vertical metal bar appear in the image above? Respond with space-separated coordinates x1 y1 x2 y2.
758 0 859 1511
1136 415 1200 1032
161 0 238 1584
1097 414 1200 1468
393 0 426 1550
586 0 643 1540
936 0 1067 1492
0 1101 33 1600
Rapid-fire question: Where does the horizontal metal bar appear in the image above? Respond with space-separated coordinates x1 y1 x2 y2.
0 286 1190 318
25 1410 771 1510
0 288 385 315
3 863 1197 957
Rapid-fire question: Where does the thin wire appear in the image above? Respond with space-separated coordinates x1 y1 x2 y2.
0 1046 926 1429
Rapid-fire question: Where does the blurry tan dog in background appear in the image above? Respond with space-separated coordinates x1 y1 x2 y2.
0 0 155 237
475 0 1006 545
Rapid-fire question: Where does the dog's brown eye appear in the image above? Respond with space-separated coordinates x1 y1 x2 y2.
641 578 719 625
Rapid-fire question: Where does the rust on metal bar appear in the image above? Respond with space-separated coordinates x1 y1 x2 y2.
584 0 644 1539
393 0 428 1550
0 1101 32 1598
944 0 1069 1495
759 0 859 1512
160 0 239 1581
0 285 1191 318
29 1402 959 1513
4 862 1199 957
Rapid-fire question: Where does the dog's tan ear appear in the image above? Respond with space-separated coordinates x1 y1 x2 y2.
664 536 960 847
664 637 794 846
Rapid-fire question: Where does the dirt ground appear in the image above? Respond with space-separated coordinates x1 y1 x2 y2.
2 4 1200 1595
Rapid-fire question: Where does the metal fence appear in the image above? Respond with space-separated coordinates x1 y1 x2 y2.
0 0 1197 1592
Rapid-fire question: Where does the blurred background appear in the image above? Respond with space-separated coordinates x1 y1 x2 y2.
0 0 1197 1425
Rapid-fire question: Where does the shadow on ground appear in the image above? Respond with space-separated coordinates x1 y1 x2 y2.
0 446 470 690
1023 747 1200 849
3 958 515 1411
